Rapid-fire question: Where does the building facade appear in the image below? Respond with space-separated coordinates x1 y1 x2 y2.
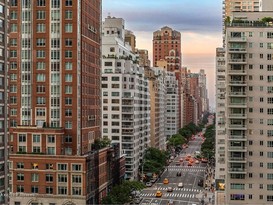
8 1 102 204
145 67 167 150
101 16 151 180
217 11 273 204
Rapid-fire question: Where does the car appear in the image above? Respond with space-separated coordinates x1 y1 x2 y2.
201 158 208 163
155 191 162 197
175 162 180 166
170 156 174 160
189 158 194 163
176 172 181 176
178 182 183 188
179 158 183 162
188 162 192 166
195 160 200 164
145 182 152 187
168 200 174 205
167 187 173 192
163 178 169 184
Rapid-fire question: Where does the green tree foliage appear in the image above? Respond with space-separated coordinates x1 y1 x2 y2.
101 181 145 204
261 17 273 23
168 134 186 147
201 125 215 159
93 136 111 149
142 147 168 174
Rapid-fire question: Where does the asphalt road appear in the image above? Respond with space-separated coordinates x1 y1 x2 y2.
139 135 206 205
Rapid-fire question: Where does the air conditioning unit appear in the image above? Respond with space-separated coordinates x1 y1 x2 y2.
88 115 96 121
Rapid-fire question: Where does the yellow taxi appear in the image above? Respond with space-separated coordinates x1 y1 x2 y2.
156 190 163 197
163 178 169 184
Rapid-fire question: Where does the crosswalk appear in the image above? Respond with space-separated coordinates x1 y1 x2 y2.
140 192 196 198
166 167 205 172
155 187 201 192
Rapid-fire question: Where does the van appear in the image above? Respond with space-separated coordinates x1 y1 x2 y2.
194 151 200 156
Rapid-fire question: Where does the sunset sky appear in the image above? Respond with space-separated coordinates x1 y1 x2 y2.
102 0 223 109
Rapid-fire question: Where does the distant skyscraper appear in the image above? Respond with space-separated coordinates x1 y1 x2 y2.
153 26 181 70
216 10 273 204
9 1 102 204
153 26 183 128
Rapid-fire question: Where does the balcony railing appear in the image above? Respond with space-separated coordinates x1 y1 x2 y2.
228 157 247 162
228 113 246 118
228 69 246 74
229 48 247 52
229 135 246 140
229 92 246 96
227 36 247 42
228 168 246 173
229 81 246 85
229 124 246 128
228 146 247 151
228 58 247 64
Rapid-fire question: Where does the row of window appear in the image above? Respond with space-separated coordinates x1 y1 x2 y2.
10 38 73 48
16 185 81 195
230 32 273 38
11 10 72 21
10 23 73 33
17 173 81 183
11 0 73 7
10 50 74 59
9 62 73 71
16 162 81 171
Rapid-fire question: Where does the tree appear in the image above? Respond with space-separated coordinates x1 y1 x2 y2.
93 136 111 149
101 181 145 204
168 134 186 147
261 17 273 23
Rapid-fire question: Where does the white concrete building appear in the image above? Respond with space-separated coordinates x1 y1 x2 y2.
165 72 179 139
101 16 150 180
218 11 273 204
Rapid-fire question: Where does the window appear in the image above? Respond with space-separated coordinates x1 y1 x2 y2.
18 134 26 143
65 135 72 143
17 185 24 193
33 146 40 153
58 164 67 171
268 195 273 201
47 135 55 143
37 10 46 19
268 163 273 169
31 186 38 193
65 10 72 19
37 0 46 6
65 97 72 105
17 173 24 181
58 174 67 183
65 62 72 70
31 173 39 182
72 175 81 183
65 121 72 129
17 162 24 169
37 50 45 58
65 50 72 58
46 174 53 182
65 0 72 6
46 186 53 194
47 147 55 155
65 74 72 82
72 164 82 171
65 109 72 117
72 187 81 195
37 97 46 105
46 163 53 170
37 23 45 32
65 86 72 94
58 186 67 195
65 23 72 33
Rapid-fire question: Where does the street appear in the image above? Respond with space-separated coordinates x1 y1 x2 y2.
139 134 209 205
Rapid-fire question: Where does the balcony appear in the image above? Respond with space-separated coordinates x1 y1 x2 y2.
229 81 246 86
228 113 247 119
122 130 134 135
228 168 247 173
228 124 247 130
122 108 134 113
228 48 247 53
228 157 247 163
228 146 247 152
228 36 247 42
228 58 247 64
228 69 246 75
228 92 246 96
229 135 247 141
122 117 134 121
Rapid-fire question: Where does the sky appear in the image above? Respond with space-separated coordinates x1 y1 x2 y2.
102 0 223 109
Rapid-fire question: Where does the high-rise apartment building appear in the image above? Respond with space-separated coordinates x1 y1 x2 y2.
125 30 136 53
145 67 167 150
216 11 273 204
101 16 150 180
135 49 151 67
8 1 103 204
0 2 9 204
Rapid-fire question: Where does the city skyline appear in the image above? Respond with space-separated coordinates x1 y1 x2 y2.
102 0 223 108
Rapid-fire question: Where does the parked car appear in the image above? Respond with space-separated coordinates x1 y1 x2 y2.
201 158 208 163
195 160 200 164
176 172 181 176
198 179 204 187
145 182 152 187
175 161 181 166
179 158 183 162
